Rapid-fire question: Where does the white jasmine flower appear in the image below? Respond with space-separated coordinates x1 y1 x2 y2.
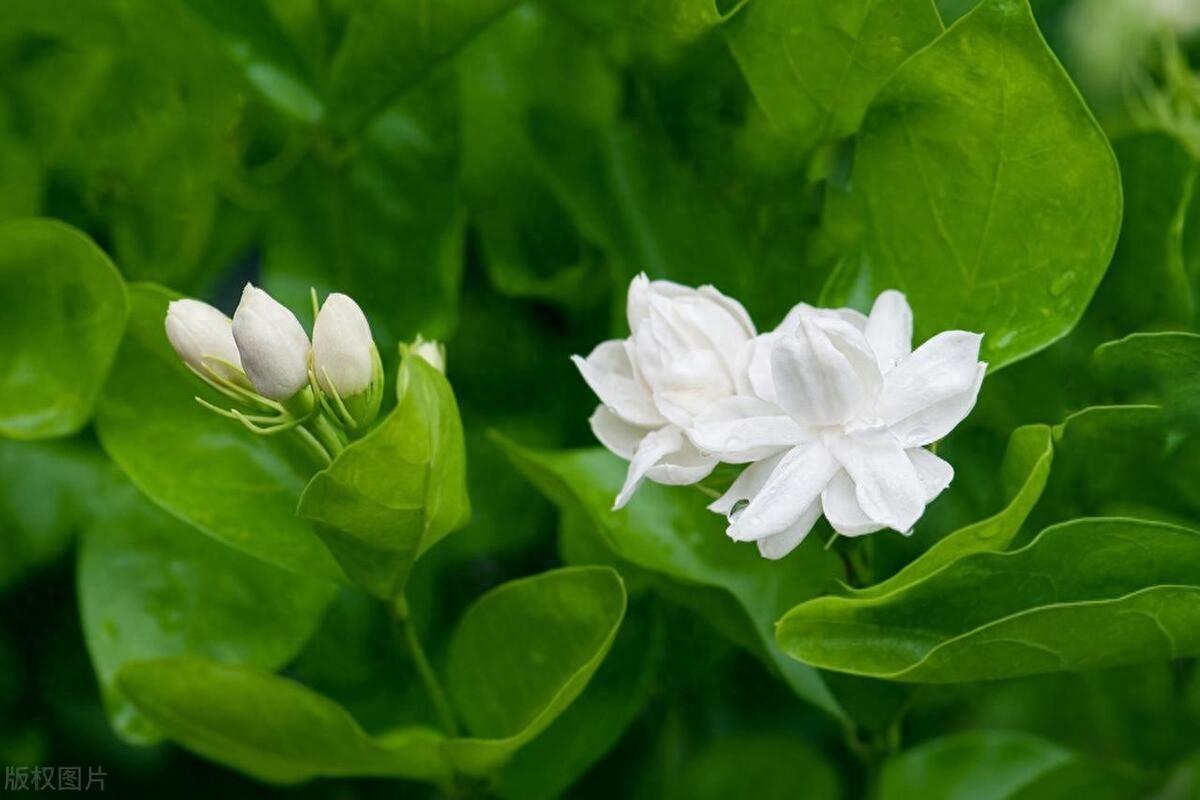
232 284 311 401
312 293 375 396
164 299 244 382
573 274 756 509
691 290 985 559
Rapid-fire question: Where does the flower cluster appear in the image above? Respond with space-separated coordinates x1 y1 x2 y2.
573 275 986 560
165 284 442 465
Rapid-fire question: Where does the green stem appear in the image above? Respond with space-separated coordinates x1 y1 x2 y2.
293 426 332 467
396 603 460 737
309 413 347 460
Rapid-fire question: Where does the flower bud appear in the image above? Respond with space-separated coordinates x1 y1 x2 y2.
232 284 311 401
164 299 244 381
312 293 376 397
410 336 446 374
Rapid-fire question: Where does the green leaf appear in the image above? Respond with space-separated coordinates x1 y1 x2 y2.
1088 132 1197 333
179 0 324 123
497 594 661 800
0 436 117 591
263 78 466 347
327 0 523 133
825 0 1122 370
114 658 450 785
443 566 627 775
778 518 1200 682
671 733 842 800
878 730 1141 800
494 435 845 720
6 3 246 290
726 0 943 151
1094 332 1200 426
114 567 627 783
79 483 336 744
530 113 749 294
95 284 345 582
1028 405 1171 530
0 219 128 440
851 423 1053 599
458 5 617 308
298 351 470 601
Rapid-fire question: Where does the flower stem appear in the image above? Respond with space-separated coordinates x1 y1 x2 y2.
293 426 332 467
395 600 460 737
308 413 347 460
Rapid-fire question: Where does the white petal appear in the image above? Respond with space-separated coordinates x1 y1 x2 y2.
776 303 867 334
572 340 666 428
708 452 785 516
745 333 779 404
757 500 823 560
878 331 983 427
698 285 756 341
644 439 716 486
889 362 986 447
164 299 243 380
613 425 685 510
232 284 311 400
829 435 926 533
771 318 876 426
687 396 808 463
908 446 954 502
626 273 653 332
865 290 913 373
312 293 375 396
727 441 839 542
821 470 885 537
589 405 646 460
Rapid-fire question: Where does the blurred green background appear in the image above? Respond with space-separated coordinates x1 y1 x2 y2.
2 0 1200 797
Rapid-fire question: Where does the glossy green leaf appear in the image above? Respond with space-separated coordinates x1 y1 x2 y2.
327 0 523 133
79 483 336 744
1088 132 1197 333
0 436 116 591
851 424 1053 599
727 0 943 151
5 3 245 290
0 219 127 440
115 567 626 783
95 284 344 581
497 595 661 800
298 351 470 601
494 436 845 719
443 566 627 775
114 658 449 785
826 0 1122 370
1094 332 1200 425
1026 405 1171 531
778 518 1200 682
878 730 1140 800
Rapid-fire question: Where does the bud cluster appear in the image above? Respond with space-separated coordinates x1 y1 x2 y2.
165 284 440 465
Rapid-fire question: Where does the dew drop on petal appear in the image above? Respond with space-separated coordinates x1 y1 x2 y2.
729 499 749 522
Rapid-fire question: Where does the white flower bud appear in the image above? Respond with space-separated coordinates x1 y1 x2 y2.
312 293 376 396
232 284 311 401
411 336 446 374
164 299 243 381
